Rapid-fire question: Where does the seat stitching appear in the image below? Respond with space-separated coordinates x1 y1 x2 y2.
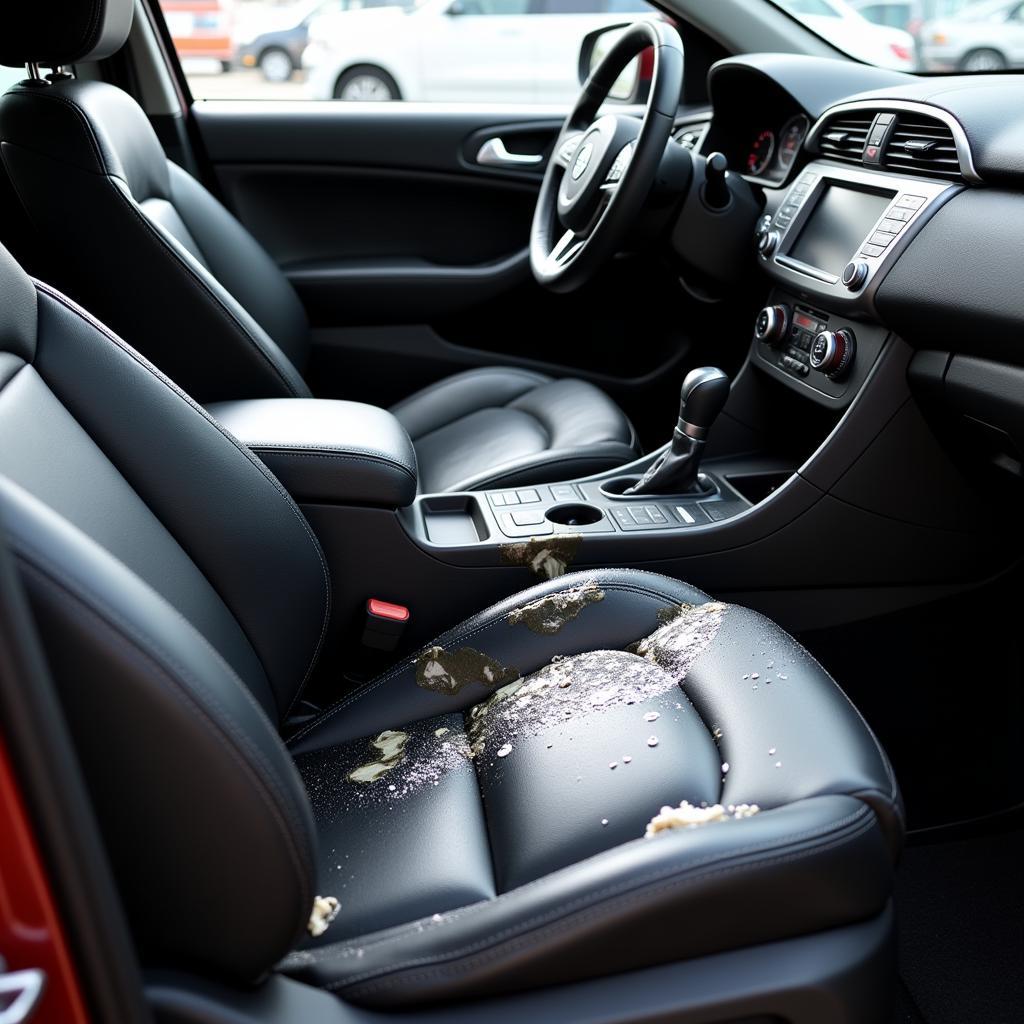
288 575 711 746
250 448 416 480
18 556 315 922
34 283 331 718
340 815 878 994
390 367 550 426
307 807 873 982
300 804 870 965
7 92 305 399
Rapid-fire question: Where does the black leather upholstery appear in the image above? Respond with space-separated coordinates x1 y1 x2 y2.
0 238 901 1010
283 568 900 1005
0 0 134 68
0 18 642 490
208 398 418 508
391 367 640 492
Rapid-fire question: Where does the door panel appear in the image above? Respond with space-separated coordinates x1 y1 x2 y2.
188 101 727 444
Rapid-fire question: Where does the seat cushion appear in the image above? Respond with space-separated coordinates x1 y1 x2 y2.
390 367 640 492
282 569 902 1008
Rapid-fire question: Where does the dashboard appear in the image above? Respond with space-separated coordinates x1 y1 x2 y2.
672 53 1024 472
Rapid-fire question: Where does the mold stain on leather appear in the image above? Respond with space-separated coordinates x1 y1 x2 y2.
465 603 729 762
415 646 520 696
507 579 605 634
466 650 677 760
499 534 582 579
346 729 409 783
645 800 759 838
656 602 695 624
636 601 728 680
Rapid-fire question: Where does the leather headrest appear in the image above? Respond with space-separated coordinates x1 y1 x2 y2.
0 0 134 69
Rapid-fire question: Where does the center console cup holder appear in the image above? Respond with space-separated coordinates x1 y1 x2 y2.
600 476 642 497
546 503 604 527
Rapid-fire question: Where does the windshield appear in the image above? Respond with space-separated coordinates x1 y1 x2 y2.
768 0 1023 72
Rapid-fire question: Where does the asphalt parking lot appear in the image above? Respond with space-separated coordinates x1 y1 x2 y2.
182 62 311 101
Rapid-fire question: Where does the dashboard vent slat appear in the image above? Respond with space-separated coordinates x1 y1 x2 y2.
816 112 873 165
883 114 964 181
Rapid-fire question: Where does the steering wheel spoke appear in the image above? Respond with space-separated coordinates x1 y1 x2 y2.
529 20 684 293
550 229 585 267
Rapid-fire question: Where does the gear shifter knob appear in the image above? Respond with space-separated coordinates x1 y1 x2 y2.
624 367 731 497
678 366 731 440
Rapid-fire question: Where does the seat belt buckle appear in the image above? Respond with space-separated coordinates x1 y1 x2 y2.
361 598 410 652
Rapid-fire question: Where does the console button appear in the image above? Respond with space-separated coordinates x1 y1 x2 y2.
490 492 507 507
702 502 743 523
861 243 886 258
499 512 553 538
501 490 520 506
629 507 653 525
549 484 578 503
511 510 546 527
611 508 633 529
878 217 905 234
647 505 668 524
895 194 926 210
868 230 897 247
886 206 913 222
517 488 540 504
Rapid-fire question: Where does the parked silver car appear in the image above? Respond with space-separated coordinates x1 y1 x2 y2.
919 0 1024 70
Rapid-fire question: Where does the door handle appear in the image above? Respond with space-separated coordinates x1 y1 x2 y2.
0 969 45 1024
476 137 544 168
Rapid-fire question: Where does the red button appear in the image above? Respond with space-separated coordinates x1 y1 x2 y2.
367 599 410 622
866 145 878 159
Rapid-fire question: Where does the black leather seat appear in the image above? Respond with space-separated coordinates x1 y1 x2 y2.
0 0 641 494
0 239 902 1016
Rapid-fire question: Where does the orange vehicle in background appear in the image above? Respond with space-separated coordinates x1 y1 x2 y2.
159 0 235 71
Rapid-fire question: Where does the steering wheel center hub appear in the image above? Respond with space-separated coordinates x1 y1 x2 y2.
557 115 640 232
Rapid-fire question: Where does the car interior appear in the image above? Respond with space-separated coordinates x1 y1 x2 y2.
0 1 1020 1022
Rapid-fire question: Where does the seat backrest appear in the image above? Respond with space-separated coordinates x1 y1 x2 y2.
0 240 328 978
0 0 312 404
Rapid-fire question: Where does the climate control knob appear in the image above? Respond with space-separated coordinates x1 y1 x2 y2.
810 329 856 380
754 304 790 347
757 229 780 257
841 259 869 291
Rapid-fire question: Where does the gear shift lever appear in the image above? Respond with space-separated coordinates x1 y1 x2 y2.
625 367 730 496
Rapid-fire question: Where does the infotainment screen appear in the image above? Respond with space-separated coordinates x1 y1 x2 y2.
788 185 893 278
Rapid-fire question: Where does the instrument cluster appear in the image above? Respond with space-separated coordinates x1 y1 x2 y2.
744 114 810 182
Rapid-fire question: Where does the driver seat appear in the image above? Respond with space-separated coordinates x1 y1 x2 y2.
0 0 641 494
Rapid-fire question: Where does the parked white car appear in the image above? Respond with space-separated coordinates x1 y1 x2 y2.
919 0 1024 70
775 0 917 69
303 0 653 102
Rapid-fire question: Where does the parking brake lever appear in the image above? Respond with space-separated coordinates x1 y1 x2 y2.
624 367 730 496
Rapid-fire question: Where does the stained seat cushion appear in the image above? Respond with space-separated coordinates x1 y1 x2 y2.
282 570 902 1008
389 367 640 493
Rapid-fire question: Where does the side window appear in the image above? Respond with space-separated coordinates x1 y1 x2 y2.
0 67 25 94
163 0 658 103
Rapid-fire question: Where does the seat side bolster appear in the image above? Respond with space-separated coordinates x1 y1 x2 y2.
0 476 317 982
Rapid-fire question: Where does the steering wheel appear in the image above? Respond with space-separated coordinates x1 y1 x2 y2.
530 20 684 293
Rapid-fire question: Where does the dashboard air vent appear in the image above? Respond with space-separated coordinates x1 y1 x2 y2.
816 113 873 164
883 115 962 180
